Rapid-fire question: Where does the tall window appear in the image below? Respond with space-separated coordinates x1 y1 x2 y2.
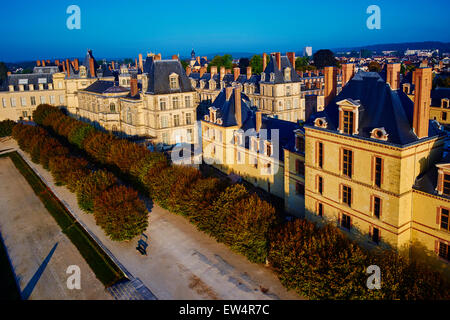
266 144 272 157
318 142 323 168
444 174 450 195
11 98 16 107
169 76 179 89
343 110 354 134
173 114 180 127
20 97 27 106
185 96 191 108
295 159 305 176
185 113 192 125
318 176 323 194
374 197 381 219
295 182 305 196
342 185 352 206
31 96 36 106
371 227 380 244
296 136 305 153
443 112 448 121
343 149 353 178
317 203 323 217
341 213 351 230
110 103 116 112
172 97 179 109
160 99 167 111
161 115 169 128
441 208 449 231
439 242 450 261
375 157 383 187
2 98 6 108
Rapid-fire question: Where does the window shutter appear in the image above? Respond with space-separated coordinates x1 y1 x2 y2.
338 212 341 225
436 207 441 225
435 240 439 254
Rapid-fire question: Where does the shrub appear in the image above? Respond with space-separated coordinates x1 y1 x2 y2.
0 119 16 137
68 124 95 149
93 185 149 241
48 155 89 186
76 170 118 212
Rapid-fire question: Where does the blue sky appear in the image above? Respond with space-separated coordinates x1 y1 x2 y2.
0 0 449 61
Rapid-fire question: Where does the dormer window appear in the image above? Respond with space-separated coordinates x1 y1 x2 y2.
337 99 361 135
314 117 328 129
370 127 389 141
442 98 449 109
169 73 179 90
261 73 265 82
295 134 305 153
234 131 244 146
284 68 291 81
79 66 87 78
209 107 217 123
436 165 450 196
264 141 273 157
270 73 275 82
209 80 216 89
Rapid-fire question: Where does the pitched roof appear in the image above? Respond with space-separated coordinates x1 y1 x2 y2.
82 49 99 78
261 55 301 84
145 59 194 94
304 71 444 147
82 80 129 94
431 87 450 107
209 88 253 127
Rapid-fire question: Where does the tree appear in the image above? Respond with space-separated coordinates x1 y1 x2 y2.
93 185 149 241
208 54 233 72
368 61 382 72
250 55 264 74
313 49 338 69
295 57 311 72
0 62 8 85
77 170 117 212
238 58 250 74
0 120 16 137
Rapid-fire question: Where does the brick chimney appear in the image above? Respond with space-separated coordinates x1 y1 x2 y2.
73 59 79 71
256 111 262 132
42 60 46 67
324 66 337 106
135 58 138 68
226 86 233 100
130 75 138 97
172 55 178 60
196 56 200 64
246 66 252 79
54 60 60 66
234 87 242 127
36 60 41 67
275 52 281 70
66 59 71 77
62 61 66 73
386 63 400 90
186 66 191 76
199 67 207 77
89 58 96 77
263 53 267 72
341 63 355 87
286 52 296 69
226 69 231 74
412 67 432 139
112 61 115 70
139 54 143 72
154 54 161 61
211 66 217 78
233 67 240 81
220 66 225 81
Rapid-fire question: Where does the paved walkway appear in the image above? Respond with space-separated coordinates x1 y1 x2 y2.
0 137 303 300
0 155 112 300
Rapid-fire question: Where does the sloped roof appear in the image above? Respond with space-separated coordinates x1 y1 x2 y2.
304 71 444 147
82 49 99 78
82 80 129 94
210 88 253 127
261 55 301 84
431 87 450 107
146 59 194 94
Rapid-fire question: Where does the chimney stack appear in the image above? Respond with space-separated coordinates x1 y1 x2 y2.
256 111 262 132
73 59 79 71
210 66 217 78
263 53 267 72
220 66 225 81
199 66 207 77
196 56 200 64
42 60 46 67
66 59 71 77
7 71 11 76
386 63 400 90
130 75 138 97
324 66 337 106
89 58 96 77
54 60 60 66
286 52 296 69
233 67 240 81
112 61 115 70
62 61 66 73
275 52 281 70
36 60 41 67
412 67 432 139
135 58 138 68
341 63 355 87
186 66 191 76
226 86 233 100
234 87 242 127
246 66 252 79
172 54 178 60
138 54 143 72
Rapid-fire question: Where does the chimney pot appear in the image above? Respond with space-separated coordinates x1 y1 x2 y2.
89 58 96 77
234 87 242 127
233 67 240 81
256 111 262 132
36 60 41 67
342 63 355 87
220 66 225 80
130 76 138 97
275 52 281 70
263 53 267 72
286 52 296 69
211 66 217 78
139 54 143 72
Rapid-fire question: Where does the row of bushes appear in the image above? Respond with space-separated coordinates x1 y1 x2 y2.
12 123 148 241
31 104 450 299
0 120 15 137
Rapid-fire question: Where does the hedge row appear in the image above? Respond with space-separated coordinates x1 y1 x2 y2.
12 123 148 241
31 104 450 299
0 120 15 138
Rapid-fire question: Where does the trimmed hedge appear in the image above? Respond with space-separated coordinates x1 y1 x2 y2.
31 104 450 299
12 123 148 242
0 119 16 137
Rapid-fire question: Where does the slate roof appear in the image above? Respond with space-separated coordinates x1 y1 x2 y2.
145 59 194 94
304 71 444 147
210 88 253 127
431 87 450 107
82 49 99 78
81 80 129 94
0 73 54 91
261 55 301 84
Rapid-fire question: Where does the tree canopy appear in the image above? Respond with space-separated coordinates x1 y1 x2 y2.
312 49 338 69
250 55 264 74
208 54 233 72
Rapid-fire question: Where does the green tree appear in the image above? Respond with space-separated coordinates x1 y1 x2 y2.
295 57 310 72
368 61 382 72
208 54 233 72
250 55 264 74
313 49 338 69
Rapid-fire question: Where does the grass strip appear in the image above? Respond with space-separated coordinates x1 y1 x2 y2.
1 151 125 287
